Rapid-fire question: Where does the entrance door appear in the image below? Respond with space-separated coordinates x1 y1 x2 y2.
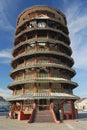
38 99 49 110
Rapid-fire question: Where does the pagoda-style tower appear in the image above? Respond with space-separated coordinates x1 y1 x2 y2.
7 5 79 122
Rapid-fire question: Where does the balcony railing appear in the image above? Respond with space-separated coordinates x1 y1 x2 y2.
16 17 68 36
12 50 73 64
15 26 68 40
16 17 67 28
10 63 76 76
13 38 71 55
8 77 78 89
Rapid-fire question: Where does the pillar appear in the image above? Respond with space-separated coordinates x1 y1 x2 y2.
34 86 37 93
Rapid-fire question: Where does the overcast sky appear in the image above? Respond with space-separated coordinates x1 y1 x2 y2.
0 0 87 98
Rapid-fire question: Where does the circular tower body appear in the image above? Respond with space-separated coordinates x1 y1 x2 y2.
7 6 79 122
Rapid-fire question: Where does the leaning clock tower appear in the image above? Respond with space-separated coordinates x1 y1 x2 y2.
7 5 79 123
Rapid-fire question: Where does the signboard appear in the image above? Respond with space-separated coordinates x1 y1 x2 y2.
63 102 71 113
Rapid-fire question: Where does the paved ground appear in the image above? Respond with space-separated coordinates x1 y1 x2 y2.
0 111 87 130
0 116 87 130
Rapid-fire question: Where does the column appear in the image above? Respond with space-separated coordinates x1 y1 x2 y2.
34 86 37 93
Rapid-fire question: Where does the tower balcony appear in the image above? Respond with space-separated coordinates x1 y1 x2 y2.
10 63 76 77
14 29 70 46
8 77 78 90
16 16 69 36
15 26 68 40
13 38 72 56
11 50 74 66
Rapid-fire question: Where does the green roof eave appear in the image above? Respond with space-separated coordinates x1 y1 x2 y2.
6 92 79 101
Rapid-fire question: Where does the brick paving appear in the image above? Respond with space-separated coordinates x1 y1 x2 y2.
0 116 87 130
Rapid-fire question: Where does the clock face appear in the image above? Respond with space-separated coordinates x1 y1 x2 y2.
38 22 46 28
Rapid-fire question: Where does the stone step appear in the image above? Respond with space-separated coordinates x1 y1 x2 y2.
33 110 54 122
